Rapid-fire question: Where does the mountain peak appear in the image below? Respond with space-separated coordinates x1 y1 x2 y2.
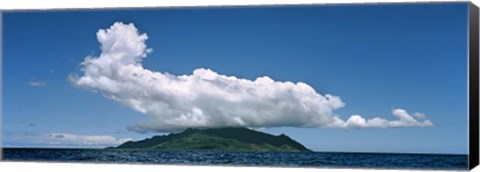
115 127 312 152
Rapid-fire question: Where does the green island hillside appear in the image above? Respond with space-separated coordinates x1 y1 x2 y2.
113 127 312 152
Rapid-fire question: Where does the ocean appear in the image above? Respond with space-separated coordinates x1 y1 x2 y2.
1 148 468 170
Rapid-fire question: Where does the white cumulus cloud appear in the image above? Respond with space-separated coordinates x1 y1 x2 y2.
343 109 433 128
70 22 433 133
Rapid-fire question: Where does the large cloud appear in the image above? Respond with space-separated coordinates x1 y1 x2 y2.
70 22 433 133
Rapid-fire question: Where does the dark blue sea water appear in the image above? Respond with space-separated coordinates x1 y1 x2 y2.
2 148 468 170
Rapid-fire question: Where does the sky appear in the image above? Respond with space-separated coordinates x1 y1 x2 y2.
2 2 469 154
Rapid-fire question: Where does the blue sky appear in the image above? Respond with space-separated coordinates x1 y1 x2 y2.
2 2 469 154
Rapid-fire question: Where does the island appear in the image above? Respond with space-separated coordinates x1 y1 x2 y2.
113 127 312 152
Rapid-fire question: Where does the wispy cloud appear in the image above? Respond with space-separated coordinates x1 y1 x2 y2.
6 132 131 148
29 81 46 87
46 133 131 146
70 22 433 133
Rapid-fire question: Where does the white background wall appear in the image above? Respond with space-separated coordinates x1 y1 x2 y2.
0 0 478 172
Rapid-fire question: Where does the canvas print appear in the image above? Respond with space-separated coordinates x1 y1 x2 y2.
1 2 476 170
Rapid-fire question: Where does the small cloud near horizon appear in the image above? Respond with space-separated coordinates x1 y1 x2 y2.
5 131 132 148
